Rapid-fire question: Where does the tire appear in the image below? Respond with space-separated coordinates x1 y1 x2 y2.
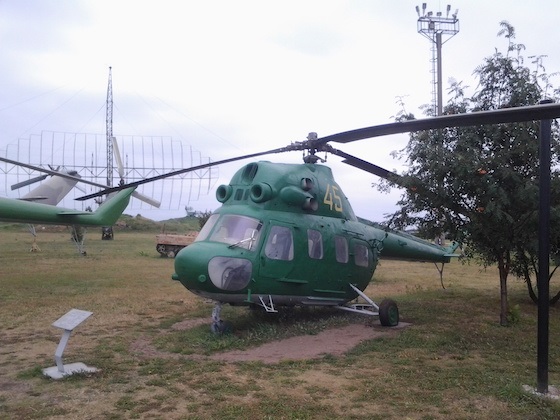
379 299 399 327
210 320 232 335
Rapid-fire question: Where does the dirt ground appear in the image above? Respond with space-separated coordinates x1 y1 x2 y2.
131 318 409 364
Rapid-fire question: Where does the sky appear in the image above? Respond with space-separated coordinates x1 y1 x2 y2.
1 0 560 222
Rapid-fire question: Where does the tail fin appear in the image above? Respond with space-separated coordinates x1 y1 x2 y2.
89 188 135 225
22 172 80 206
58 188 135 226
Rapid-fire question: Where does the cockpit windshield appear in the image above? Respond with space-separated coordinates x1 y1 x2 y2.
203 214 263 251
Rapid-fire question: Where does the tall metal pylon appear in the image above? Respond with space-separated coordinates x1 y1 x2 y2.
103 66 115 240
415 4 459 116
106 66 114 189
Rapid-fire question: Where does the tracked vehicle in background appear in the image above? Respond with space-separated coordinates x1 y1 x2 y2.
156 230 198 258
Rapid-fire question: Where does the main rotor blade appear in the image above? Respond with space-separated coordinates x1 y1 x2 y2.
1 157 161 207
11 174 48 190
0 157 109 189
112 137 125 180
330 149 403 183
132 191 161 208
76 147 288 201
111 137 160 207
318 102 560 145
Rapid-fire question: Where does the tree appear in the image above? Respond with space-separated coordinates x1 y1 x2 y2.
197 210 213 229
381 22 560 325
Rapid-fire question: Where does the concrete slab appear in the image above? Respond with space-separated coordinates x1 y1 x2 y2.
522 384 560 400
42 362 97 380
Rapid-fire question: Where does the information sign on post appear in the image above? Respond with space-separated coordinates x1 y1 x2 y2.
42 309 97 380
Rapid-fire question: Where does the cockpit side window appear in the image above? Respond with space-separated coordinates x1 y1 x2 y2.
265 226 294 260
307 229 323 259
334 235 349 263
354 243 370 267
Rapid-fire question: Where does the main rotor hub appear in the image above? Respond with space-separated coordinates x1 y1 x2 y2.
299 132 328 163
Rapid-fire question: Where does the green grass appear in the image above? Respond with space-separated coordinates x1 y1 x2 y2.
1 229 560 419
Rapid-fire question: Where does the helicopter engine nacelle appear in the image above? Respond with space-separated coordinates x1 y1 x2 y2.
279 185 318 211
216 185 233 203
215 162 351 218
250 182 275 203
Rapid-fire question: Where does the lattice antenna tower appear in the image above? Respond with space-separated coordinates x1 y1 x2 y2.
1 66 218 213
106 66 114 188
102 66 116 240
415 4 459 116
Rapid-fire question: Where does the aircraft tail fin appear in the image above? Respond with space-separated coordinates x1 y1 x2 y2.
83 188 135 226
55 187 135 226
22 173 80 206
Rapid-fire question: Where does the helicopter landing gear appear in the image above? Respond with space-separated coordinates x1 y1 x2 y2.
258 295 278 313
378 299 399 327
210 302 231 335
71 225 87 256
338 284 399 327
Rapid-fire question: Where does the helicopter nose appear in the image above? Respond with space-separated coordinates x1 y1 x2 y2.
173 243 210 285
173 243 253 292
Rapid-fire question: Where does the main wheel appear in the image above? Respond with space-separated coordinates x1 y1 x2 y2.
211 320 232 335
379 299 399 327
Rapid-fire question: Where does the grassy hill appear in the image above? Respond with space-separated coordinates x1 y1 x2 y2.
117 214 201 232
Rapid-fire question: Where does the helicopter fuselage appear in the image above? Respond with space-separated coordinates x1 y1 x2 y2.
172 161 455 309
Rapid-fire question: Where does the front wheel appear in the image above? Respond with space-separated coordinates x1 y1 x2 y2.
211 320 232 335
379 299 399 327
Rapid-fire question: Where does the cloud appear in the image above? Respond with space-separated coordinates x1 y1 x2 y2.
1 0 560 221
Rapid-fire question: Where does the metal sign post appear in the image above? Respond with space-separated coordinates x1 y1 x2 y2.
537 105 552 394
42 309 97 379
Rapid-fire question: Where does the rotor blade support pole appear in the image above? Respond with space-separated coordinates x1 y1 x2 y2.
537 100 553 394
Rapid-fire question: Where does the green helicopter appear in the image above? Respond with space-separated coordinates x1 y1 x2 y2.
77 102 560 332
173 158 459 331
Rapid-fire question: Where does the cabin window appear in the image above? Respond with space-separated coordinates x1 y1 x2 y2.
196 214 219 241
307 229 323 259
354 243 369 267
207 214 262 251
334 235 349 263
265 226 294 260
